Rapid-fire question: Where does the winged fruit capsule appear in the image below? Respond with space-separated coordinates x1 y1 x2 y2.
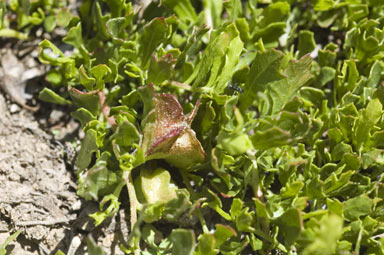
139 84 205 169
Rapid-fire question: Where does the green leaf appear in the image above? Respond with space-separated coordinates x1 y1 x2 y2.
306 176 325 199
45 69 63 86
230 198 243 219
202 0 223 29
196 233 217 255
223 0 242 20
236 18 251 42
78 151 120 201
91 64 112 89
298 30 316 58
248 49 285 94
261 2 290 25
253 22 286 46
79 65 96 90
139 17 169 67
63 22 83 49
317 66 336 87
240 49 285 110
162 0 197 27
112 121 140 147
0 2 6 29
268 55 313 114
89 193 120 226
324 170 354 195
344 195 373 221
278 208 302 246
69 88 101 116
214 224 236 248
162 189 192 221
253 199 270 221
331 142 352 162
0 28 28 40
56 8 72 27
86 235 105 255
353 98 383 152
251 127 290 149
314 0 335 11
142 224 162 250
148 54 176 84
106 17 128 39
76 129 98 172
367 60 382 88
217 131 253 155
169 229 195 255
0 231 21 255
38 39 70 66
236 209 255 232
318 46 337 67
43 15 56 32
186 24 239 91
326 198 343 217
29 8 45 25
281 181 304 198
301 214 343 255
93 1 110 40
249 233 263 251
139 168 177 204
71 108 96 128
213 35 243 93
39 88 72 105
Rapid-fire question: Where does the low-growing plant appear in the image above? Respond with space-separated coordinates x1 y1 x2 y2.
0 231 20 255
0 0 72 39
3 0 384 254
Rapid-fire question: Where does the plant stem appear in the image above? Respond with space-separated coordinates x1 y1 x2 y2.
126 173 137 231
124 171 140 255
196 208 210 234
181 171 210 233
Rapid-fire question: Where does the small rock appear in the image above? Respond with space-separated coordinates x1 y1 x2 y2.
50 109 65 123
9 104 20 113
78 129 85 140
67 236 82 255
71 200 82 211
0 220 8 232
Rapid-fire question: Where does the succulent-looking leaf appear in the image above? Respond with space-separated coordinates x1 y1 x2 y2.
301 214 343 255
139 17 169 67
39 88 72 105
278 208 303 246
76 129 98 172
139 168 177 204
344 195 373 221
169 229 195 255
86 235 105 255
77 152 119 201
69 88 101 116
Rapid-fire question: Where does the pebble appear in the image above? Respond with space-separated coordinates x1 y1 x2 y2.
71 200 82 211
67 236 82 255
9 104 20 113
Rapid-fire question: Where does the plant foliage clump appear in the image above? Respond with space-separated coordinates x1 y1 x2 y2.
4 0 384 254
